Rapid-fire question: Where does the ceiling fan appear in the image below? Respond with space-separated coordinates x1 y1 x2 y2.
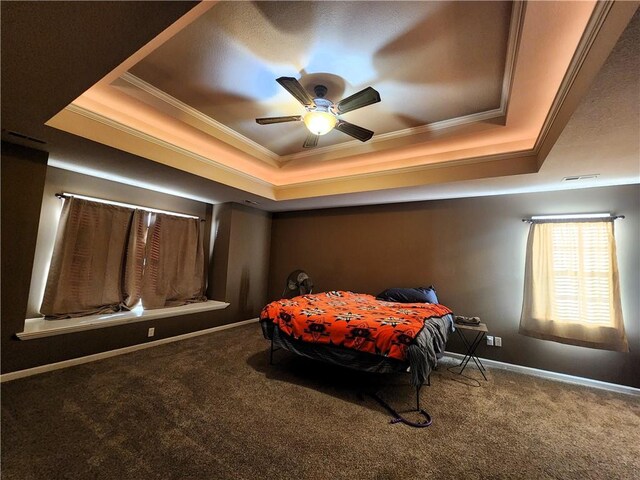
256 77 381 149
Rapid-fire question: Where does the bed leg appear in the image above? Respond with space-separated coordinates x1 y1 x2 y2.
270 336 275 365
416 384 422 411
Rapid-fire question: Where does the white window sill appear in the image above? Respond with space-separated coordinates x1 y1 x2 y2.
17 301 230 340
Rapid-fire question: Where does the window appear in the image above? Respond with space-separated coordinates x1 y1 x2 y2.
519 217 628 352
40 195 206 319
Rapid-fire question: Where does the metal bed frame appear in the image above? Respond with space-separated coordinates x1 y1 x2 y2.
268 330 431 422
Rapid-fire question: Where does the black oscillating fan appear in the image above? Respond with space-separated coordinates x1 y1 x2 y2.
282 270 314 298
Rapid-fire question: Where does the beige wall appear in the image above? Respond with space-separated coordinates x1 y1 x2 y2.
268 185 639 388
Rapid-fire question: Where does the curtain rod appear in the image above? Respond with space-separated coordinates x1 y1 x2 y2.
522 213 624 223
55 193 204 221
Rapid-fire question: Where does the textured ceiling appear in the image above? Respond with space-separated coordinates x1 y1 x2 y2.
25 0 637 209
128 1 511 156
264 8 640 211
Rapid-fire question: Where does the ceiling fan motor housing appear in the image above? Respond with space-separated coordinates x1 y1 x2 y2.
313 84 328 98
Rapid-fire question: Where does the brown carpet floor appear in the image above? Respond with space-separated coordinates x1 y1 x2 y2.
2 322 639 480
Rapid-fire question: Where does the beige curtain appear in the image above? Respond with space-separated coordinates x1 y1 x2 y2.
122 210 147 309
40 198 145 319
519 220 628 352
141 213 207 309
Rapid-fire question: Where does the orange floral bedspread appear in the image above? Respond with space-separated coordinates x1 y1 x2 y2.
260 291 452 361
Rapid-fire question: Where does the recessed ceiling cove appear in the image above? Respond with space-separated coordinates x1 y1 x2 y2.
126 1 511 157
46 0 636 201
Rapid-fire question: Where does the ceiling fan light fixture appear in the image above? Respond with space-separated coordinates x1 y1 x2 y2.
304 110 337 136
257 77 380 146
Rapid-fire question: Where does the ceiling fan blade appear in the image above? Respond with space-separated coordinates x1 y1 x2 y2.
255 115 302 125
335 120 374 142
276 77 316 108
336 87 381 114
303 132 319 148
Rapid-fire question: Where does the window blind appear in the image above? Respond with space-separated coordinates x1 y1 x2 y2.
519 220 628 352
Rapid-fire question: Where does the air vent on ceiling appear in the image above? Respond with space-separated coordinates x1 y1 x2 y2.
562 174 600 182
244 199 260 206
3 129 46 145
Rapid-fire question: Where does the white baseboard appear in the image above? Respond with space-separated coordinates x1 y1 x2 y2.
4 327 636 397
1 318 259 383
444 351 639 396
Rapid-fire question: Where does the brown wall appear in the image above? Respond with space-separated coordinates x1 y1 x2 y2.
2 143 49 371
3 141 636 386
1 143 271 374
26 167 210 318
268 185 640 388
210 202 272 322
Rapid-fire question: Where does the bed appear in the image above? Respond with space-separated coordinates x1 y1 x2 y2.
259 291 455 407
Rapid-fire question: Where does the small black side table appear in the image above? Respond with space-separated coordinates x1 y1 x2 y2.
454 322 488 381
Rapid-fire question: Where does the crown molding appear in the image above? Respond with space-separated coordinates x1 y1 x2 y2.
116 1 526 167
56 103 538 202
534 1 613 154
500 0 526 118
119 71 509 166
274 152 538 200
276 148 537 191
56 104 275 197
278 108 506 163
118 72 281 166
42 1 629 203
533 0 620 161
94 1 217 87
532 0 639 170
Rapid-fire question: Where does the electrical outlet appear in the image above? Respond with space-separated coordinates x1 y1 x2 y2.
486 335 494 346
495 336 502 347
148 327 155 337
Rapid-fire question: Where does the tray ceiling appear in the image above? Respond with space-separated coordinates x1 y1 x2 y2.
126 1 511 157
45 0 637 202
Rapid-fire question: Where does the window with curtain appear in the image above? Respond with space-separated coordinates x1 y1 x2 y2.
141 212 207 309
41 197 206 319
519 219 628 352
